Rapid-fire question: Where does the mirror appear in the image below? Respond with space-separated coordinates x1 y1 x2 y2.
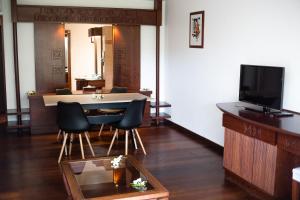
64 24 113 92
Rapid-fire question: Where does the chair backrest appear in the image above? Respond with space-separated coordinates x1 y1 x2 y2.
117 98 146 129
57 101 90 132
56 88 72 95
111 87 128 93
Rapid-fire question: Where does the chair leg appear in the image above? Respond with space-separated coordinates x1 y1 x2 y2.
134 129 147 155
58 133 68 163
107 129 118 156
132 130 138 150
57 129 61 141
63 131 68 156
69 133 74 156
125 130 129 155
79 134 85 159
98 124 104 136
85 132 95 157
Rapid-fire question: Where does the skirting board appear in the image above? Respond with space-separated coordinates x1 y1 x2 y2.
165 119 224 156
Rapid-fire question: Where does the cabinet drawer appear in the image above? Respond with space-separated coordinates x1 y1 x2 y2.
278 134 300 156
223 114 276 145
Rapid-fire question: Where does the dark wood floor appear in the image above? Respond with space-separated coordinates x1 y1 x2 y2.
0 125 257 200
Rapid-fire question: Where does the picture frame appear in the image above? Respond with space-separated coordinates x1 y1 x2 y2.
189 11 205 48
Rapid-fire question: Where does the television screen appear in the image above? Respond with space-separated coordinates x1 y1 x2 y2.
239 64 285 110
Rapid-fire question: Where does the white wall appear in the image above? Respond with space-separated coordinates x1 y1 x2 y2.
142 1 166 100
2 0 16 110
17 23 35 108
3 0 159 116
164 0 300 146
141 26 156 95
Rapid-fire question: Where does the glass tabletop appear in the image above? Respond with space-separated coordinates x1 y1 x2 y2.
68 157 154 198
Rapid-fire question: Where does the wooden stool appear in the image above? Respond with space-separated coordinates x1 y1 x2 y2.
292 167 300 200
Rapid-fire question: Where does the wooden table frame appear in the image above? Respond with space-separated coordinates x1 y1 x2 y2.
60 155 169 200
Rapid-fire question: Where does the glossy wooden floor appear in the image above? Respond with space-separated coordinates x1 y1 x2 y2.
0 125 257 200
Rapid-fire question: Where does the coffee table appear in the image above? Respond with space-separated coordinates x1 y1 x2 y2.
60 155 169 200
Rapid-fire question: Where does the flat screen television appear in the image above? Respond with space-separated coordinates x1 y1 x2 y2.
239 64 285 111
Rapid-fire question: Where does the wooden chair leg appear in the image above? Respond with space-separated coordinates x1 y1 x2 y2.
125 130 129 155
58 133 68 163
79 134 85 159
69 133 74 156
57 129 61 141
107 129 118 156
63 131 68 156
85 132 95 157
292 180 300 200
134 129 147 155
98 124 104 136
132 130 138 150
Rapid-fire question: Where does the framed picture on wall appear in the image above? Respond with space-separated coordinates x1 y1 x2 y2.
189 11 205 48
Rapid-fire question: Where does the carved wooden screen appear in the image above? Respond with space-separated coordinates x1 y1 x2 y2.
34 23 66 94
113 25 140 92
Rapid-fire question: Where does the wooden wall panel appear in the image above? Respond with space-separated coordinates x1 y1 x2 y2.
29 95 58 134
34 23 66 94
113 25 140 92
16 5 157 25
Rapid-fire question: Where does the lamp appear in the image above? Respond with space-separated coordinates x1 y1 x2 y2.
88 27 104 77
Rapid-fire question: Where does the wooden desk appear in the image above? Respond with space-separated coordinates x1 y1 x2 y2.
217 102 300 200
30 93 150 134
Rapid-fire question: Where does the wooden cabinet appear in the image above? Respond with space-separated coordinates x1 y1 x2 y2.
217 103 300 199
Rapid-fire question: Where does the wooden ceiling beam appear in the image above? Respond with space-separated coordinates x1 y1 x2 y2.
16 5 157 25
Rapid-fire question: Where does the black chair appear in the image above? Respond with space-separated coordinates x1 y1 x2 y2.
107 98 147 156
98 86 128 136
56 88 72 141
56 88 72 95
111 87 128 93
57 101 95 163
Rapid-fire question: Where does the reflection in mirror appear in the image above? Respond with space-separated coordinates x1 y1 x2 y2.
64 24 113 92
64 30 71 89
88 27 104 77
